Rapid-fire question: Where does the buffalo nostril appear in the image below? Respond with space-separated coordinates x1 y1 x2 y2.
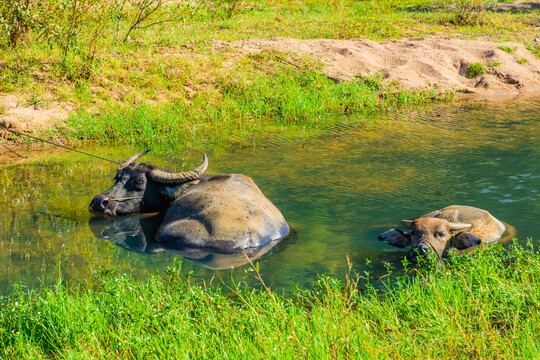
417 245 431 256
408 244 431 260
91 195 110 211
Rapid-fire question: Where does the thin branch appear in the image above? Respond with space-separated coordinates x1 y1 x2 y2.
131 18 182 30
123 0 163 42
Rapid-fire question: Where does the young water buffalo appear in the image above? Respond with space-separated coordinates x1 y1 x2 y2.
379 205 515 260
89 150 290 251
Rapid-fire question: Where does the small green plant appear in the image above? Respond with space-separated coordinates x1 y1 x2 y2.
526 44 540 58
518 58 528 64
487 61 501 67
444 0 493 26
499 45 514 54
206 0 245 19
355 72 383 91
467 62 486 77
25 93 43 107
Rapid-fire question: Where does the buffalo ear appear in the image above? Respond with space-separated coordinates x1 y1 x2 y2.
453 232 481 250
162 184 190 200
448 222 472 231
401 220 414 228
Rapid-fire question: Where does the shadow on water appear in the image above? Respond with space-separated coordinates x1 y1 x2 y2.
87 214 297 271
0 94 539 295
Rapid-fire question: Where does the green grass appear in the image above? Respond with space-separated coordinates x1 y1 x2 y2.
518 58 528 64
487 61 501 67
59 63 449 148
467 62 486 77
499 45 515 54
1 241 540 359
527 43 540 58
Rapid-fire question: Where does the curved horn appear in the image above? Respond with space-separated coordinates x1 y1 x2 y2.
118 149 151 171
149 153 208 184
448 222 472 231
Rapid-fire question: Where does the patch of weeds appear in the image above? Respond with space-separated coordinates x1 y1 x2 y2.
25 93 44 107
73 81 92 102
526 44 540 58
442 0 493 26
355 72 384 91
499 45 514 54
518 58 528 64
467 62 486 78
487 61 500 67
205 0 248 19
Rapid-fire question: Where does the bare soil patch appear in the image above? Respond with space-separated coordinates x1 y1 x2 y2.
490 0 540 12
0 94 75 165
233 37 540 96
0 94 73 136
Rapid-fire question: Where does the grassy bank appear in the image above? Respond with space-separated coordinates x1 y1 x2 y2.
1 0 539 147
1 240 539 359
61 65 448 148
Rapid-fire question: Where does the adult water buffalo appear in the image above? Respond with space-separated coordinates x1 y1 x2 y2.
378 205 516 261
89 150 290 251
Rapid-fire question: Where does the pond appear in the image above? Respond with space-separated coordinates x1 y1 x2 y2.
1 95 539 295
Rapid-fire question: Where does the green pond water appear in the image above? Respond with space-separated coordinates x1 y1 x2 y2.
1 96 539 294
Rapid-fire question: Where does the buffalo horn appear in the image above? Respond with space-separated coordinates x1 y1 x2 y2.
448 222 472 231
149 154 208 184
117 149 151 171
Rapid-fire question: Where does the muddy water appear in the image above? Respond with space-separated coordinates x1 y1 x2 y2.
1 96 539 294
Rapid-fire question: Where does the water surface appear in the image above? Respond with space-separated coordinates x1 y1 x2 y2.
1 96 539 294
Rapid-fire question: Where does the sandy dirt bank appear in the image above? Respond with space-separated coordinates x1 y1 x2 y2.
233 37 540 96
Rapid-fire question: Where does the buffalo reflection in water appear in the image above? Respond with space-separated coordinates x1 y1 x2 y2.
88 214 293 270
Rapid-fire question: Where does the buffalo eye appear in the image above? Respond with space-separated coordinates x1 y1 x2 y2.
435 232 445 238
134 178 146 189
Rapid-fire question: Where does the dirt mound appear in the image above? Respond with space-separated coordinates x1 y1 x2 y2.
233 37 540 96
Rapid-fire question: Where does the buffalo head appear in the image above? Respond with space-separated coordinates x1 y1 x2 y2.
401 217 472 260
89 150 208 218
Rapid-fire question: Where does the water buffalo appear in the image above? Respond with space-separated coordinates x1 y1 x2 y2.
89 150 290 251
378 205 515 260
